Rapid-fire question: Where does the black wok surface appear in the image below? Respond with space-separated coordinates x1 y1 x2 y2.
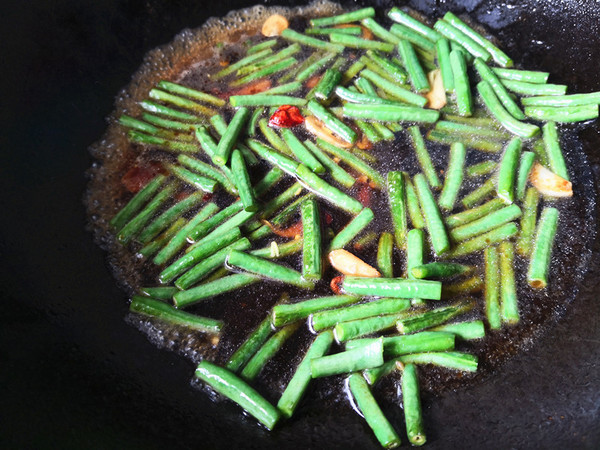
2 1 599 448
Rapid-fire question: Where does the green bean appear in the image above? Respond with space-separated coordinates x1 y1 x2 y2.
214 107 250 165
361 68 428 106
313 68 342 101
477 81 540 138
466 160 497 178
195 361 280 430
387 171 408 248
434 20 491 61
406 228 425 305
117 184 177 245
516 187 539 257
527 207 559 289
347 372 402 449
450 204 521 242
307 99 357 144
329 208 375 251
250 238 304 260
414 173 450 255
281 28 345 53
366 50 408 84
272 295 359 328
137 191 204 244
304 140 355 188
342 276 442 300
249 194 311 242
450 50 472 116
498 241 519 324
157 80 225 106
355 119 384 143
388 8 442 43
461 178 495 209
347 331 455 356
446 198 505 228
484 245 501 329
397 301 474 334
334 313 411 341
149 89 216 116
159 227 242 283
362 358 402 385
358 56 405 86
257 118 292 156
110 175 167 230
377 232 394 278
138 217 186 259
524 104 599 122
247 39 278 55
175 239 251 289
226 316 273 372
295 164 363 214
501 79 567 96
232 57 298 87
316 138 385 188
128 130 199 152
399 351 478 372
342 59 367 84
311 337 384 378
427 129 503 153
213 48 273 79
397 39 430 93
542 122 569 180
241 322 301 381
492 67 549 83
140 100 198 121
444 222 519 259
262 81 303 96
473 58 525 120
305 26 362 36
119 115 160 134
389 23 435 52
373 122 396 140
521 91 600 107
515 151 536 201
177 157 233 196
431 320 485 340
130 295 222 333
329 32 395 52
237 44 302 76
408 126 441 189
401 363 426 446
277 331 335 418
441 275 484 299
310 7 375 27
229 94 306 108
312 298 411 332
227 250 315 289
153 203 219 265
174 273 259 308
187 201 242 243
300 198 322 281
280 128 325 174
168 165 217 192
405 175 426 229
443 12 512 67
357 17 398 44
411 262 471 279
138 286 178 300
438 142 466 210
335 86 398 105
435 38 454 93
194 125 219 159
246 138 299 176
496 137 522 204
435 120 510 141
342 103 439 123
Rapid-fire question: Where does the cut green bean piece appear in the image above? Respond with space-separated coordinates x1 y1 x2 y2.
398 39 430 93
310 7 375 27
311 337 383 378
435 120 510 140
441 275 484 299
436 38 454 92
390 23 435 51
499 241 519 324
174 273 259 308
516 187 540 256
257 118 292 156
427 129 503 153
387 171 409 249
444 222 518 258
492 67 549 83
397 301 474 334
521 91 600 107
431 320 485 340
190 206 255 250
523 104 599 123
110 175 167 230
359 17 399 44
137 217 185 258
314 68 342 101
149 89 216 116
226 316 273 372
246 138 299 176
484 245 501 329
377 232 394 278
335 86 400 105
373 122 396 140
329 208 374 251
139 286 179 300
527 207 559 289
477 81 540 138
187 201 242 243
329 32 395 52
157 80 225 106
280 128 325 174
516 151 536 201
388 8 442 42
128 130 199 152
501 79 567 96
140 100 198 121
194 125 219 159
119 115 159 134
307 99 357 144
178 154 236 195
347 331 455 356
414 173 450 255
399 351 478 372
227 250 315 289
362 358 401 386
496 137 522 204
304 140 355 188
406 228 425 305
168 165 217 193
237 44 302 76
446 198 505 229
273 295 359 328
213 48 273 79
409 127 441 189
461 178 495 209
195 361 280 430
232 57 298 87
334 313 411 342
366 50 408 84
277 331 335 418
312 298 411 332
411 262 471 279
230 95 306 107
250 238 304 260
361 68 428 106
438 142 466 211
305 26 362 36
241 322 301 381
405 175 425 229
348 372 402 449
214 107 250 165
342 276 442 300
450 204 521 242
262 81 303 96
247 39 278 54
466 160 497 178
401 363 426 446
300 199 322 281
343 103 439 123
281 28 344 53
130 295 222 333
342 59 367 84
450 50 472 116
434 20 491 61
473 58 524 120
542 122 569 180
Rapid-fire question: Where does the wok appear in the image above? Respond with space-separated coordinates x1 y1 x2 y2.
1 0 599 448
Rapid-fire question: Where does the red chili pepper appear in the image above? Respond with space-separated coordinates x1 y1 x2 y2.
330 275 344 295
268 105 304 128
357 182 372 208
324 211 333 225
264 219 303 238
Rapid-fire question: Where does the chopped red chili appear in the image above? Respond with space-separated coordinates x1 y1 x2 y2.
268 105 304 128
330 275 344 294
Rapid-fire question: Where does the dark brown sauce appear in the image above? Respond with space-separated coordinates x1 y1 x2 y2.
86 1 596 419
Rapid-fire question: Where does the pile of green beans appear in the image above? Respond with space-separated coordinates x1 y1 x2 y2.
103 5 593 448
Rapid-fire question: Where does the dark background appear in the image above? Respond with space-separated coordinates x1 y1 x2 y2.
1 1 599 448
